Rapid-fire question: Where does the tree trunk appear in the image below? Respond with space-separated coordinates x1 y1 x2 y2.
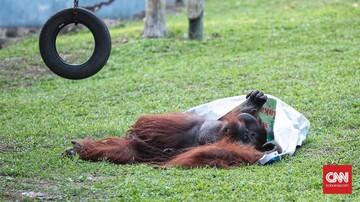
187 0 204 40
143 0 167 38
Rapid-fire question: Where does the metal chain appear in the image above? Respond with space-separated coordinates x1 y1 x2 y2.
74 0 79 8
73 0 79 25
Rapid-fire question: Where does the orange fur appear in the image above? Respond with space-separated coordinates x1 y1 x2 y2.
72 112 265 168
165 139 263 168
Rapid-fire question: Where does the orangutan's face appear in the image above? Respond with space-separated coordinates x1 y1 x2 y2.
221 113 267 150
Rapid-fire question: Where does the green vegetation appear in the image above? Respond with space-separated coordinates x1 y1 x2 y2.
0 0 359 200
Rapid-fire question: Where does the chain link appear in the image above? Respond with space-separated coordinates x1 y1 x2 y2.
73 0 79 25
74 0 79 8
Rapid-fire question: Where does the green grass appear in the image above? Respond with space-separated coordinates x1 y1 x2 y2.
1 0 359 200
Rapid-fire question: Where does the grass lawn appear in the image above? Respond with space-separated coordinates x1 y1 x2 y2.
0 0 359 200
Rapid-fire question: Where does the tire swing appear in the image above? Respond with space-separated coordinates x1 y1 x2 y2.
39 0 111 80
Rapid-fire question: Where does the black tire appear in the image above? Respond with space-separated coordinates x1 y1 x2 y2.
39 8 111 80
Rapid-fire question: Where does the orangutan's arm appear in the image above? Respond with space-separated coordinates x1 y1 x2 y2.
220 90 267 121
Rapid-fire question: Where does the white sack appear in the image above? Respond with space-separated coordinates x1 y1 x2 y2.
187 94 310 156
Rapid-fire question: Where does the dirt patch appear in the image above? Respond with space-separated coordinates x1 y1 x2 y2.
0 144 6 152
1 177 62 201
0 56 50 76
0 143 14 153
113 36 130 45
1 173 111 201
0 56 51 89
301 145 341 159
